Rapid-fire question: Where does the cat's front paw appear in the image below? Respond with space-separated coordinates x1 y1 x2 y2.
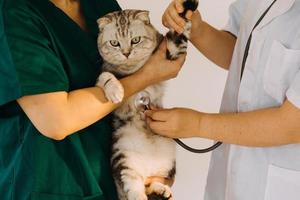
96 72 124 103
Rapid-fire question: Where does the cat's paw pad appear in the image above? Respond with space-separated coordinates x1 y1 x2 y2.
96 72 124 103
127 191 147 200
146 182 173 200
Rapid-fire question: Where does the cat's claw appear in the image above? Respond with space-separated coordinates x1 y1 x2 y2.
96 72 124 103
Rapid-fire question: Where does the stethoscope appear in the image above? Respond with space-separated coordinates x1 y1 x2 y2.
135 91 222 154
134 0 277 154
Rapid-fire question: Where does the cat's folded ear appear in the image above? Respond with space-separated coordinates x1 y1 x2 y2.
134 10 150 25
97 16 112 30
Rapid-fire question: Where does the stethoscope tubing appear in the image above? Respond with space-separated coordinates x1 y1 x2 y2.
174 139 222 154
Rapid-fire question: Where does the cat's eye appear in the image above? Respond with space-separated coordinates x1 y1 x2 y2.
131 37 141 45
110 40 120 47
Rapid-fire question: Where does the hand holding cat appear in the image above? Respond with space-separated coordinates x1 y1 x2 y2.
138 39 186 85
162 0 203 35
145 108 204 138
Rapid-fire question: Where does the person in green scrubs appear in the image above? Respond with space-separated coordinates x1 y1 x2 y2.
0 0 185 199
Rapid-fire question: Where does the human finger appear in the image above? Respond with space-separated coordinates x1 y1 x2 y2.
162 16 168 28
148 121 168 134
148 105 160 111
165 12 184 34
174 0 184 13
168 4 186 27
185 10 193 20
173 52 187 66
156 38 167 54
145 110 169 121
162 7 171 28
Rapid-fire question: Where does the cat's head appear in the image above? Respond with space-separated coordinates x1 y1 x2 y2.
97 10 160 74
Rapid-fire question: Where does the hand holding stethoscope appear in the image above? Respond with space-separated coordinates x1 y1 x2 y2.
135 91 222 154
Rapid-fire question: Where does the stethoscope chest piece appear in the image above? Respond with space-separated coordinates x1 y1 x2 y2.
134 91 151 110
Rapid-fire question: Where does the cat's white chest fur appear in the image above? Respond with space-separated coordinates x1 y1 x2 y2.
113 84 176 177
113 121 176 177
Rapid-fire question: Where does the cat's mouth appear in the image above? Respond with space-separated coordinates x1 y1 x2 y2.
120 56 146 65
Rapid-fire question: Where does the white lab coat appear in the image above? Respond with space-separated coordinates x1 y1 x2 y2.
205 0 300 199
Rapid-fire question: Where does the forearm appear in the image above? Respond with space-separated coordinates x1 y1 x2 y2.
62 72 150 134
18 72 149 140
190 21 236 70
199 101 300 147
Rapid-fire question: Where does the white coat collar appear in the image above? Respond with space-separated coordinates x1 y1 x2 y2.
257 0 295 30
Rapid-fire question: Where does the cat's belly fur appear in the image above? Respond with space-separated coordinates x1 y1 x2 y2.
113 124 176 178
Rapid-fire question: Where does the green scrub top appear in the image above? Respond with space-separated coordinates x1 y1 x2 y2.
0 0 121 199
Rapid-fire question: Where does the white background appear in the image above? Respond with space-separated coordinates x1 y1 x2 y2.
117 1 234 199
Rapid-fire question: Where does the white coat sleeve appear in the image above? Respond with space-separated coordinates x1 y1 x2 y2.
223 0 249 37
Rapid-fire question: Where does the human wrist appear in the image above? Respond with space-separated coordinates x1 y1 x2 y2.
136 64 158 86
190 20 208 45
131 69 153 90
197 112 214 139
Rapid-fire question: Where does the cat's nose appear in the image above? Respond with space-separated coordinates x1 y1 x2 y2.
122 51 131 58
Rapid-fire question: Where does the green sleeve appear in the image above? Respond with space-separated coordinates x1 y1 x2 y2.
0 0 21 106
4 5 69 97
0 6 21 106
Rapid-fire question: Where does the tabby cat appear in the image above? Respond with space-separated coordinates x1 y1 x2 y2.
96 1 198 199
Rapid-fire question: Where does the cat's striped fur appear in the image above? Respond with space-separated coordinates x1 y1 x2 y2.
96 1 198 200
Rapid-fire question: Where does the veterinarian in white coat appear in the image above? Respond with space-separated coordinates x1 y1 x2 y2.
146 0 300 199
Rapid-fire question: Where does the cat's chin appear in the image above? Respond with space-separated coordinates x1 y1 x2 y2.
107 58 134 65
118 67 142 76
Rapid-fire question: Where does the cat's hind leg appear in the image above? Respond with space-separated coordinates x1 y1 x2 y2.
145 160 176 200
182 0 199 13
146 182 173 200
115 180 127 200
112 156 147 200
119 168 147 200
165 0 199 60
